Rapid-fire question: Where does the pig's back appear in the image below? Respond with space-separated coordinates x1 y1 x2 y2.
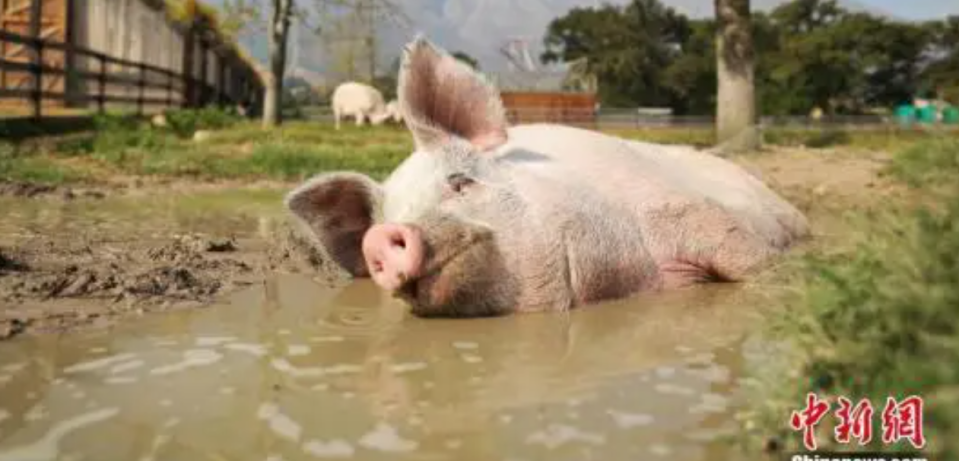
502 124 808 246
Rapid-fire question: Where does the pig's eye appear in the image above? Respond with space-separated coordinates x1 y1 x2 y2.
446 173 475 194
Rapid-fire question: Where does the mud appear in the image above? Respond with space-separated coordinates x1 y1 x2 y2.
0 181 110 200
0 217 342 341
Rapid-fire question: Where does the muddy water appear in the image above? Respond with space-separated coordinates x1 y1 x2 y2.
0 277 780 461
1 191 783 461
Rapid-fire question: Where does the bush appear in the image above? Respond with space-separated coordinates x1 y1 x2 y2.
164 107 242 138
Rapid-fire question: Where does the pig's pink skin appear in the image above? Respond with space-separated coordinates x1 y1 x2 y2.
285 36 809 317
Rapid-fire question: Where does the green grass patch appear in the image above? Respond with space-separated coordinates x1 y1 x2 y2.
885 137 959 188
604 125 959 151
743 138 959 459
603 126 718 147
0 143 90 184
27 118 412 182
3 116 957 186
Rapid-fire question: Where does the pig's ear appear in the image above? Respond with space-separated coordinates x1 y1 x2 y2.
397 36 508 153
284 172 383 277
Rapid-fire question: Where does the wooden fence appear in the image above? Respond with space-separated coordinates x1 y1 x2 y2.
0 3 263 121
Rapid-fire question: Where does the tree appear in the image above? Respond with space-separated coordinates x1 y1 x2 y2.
263 0 295 127
921 16 959 103
714 0 758 153
662 20 716 115
539 0 949 118
753 0 934 115
317 0 409 84
221 0 296 127
220 0 406 127
542 0 689 108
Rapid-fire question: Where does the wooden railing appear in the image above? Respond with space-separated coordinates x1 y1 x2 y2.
0 28 262 120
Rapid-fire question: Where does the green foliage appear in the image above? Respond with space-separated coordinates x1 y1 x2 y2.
920 17 959 104
752 138 959 458
63 113 175 167
544 0 957 116
542 0 690 109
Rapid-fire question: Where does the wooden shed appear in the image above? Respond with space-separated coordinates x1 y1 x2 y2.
0 0 68 99
492 68 598 126
1 0 264 114
500 92 597 126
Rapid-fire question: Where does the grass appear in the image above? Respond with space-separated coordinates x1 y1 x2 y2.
740 137 959 459
0 141 92 184
0 111 415 185
2 109 958 187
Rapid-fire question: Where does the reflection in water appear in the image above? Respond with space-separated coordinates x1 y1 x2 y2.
0 190 283 244
0 272 781 460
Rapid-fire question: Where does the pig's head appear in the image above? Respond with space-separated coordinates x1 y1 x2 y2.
286 37 613 317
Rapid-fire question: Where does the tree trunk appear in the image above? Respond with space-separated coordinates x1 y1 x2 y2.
363 0 376 82
715 0 759 153
263 0 293 127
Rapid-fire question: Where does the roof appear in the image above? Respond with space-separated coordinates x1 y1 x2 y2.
491 71 569 92
488 59 597 94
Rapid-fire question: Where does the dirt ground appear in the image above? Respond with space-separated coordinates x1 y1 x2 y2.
0 146 897 340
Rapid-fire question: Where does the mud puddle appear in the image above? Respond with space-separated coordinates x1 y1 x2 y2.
0 273 784 461
0 190 341 339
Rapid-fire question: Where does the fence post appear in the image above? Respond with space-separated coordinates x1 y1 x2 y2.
32 39 43 121
97 54 105 113
64 0 80 107
198 40 208 106
216 54 225 106
166 71 173 108
29 0 43 121
137 62 146 115
181 23 195 108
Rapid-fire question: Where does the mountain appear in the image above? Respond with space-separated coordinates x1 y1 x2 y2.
216 0 911 80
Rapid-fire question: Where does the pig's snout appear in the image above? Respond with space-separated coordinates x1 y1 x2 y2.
362 223 425 291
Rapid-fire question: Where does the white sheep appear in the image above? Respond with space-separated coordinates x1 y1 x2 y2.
330 81 391 129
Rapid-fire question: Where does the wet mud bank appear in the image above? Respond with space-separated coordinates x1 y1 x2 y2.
0 197 343 340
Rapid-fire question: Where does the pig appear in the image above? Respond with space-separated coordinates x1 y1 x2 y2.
331 81 392 129
286 36 810 318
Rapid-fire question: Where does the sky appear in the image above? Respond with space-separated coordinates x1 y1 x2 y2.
206 0 959 77
859 0 959 20
660 0 958 20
